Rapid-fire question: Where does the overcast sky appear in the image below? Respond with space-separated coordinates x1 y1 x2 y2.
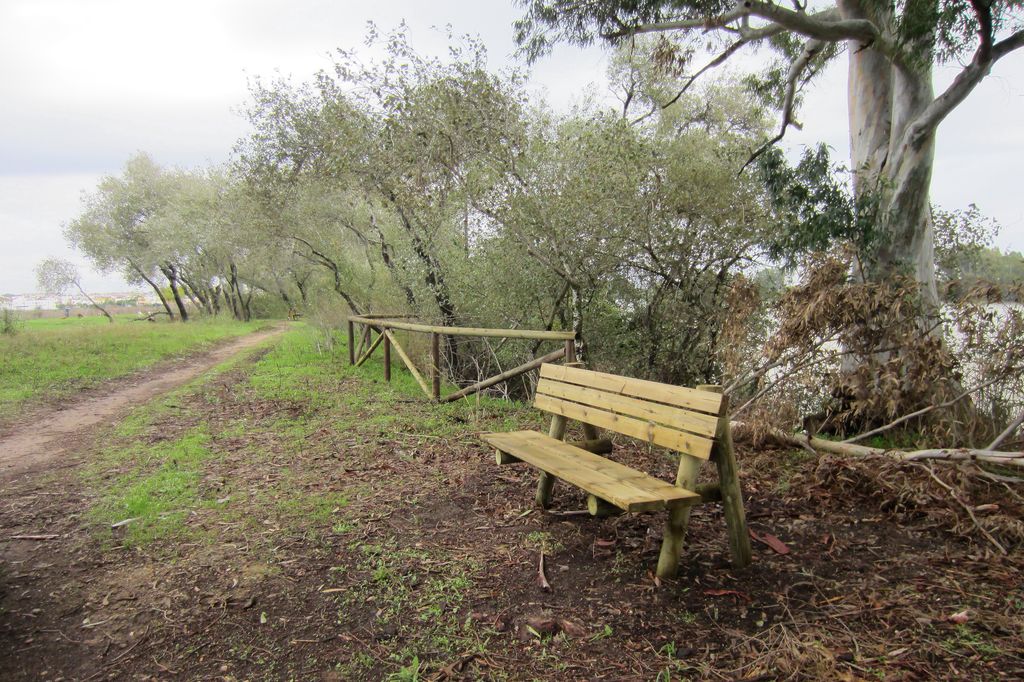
1 0 1022 294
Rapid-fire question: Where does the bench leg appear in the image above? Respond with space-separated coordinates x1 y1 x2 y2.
535 472 556 508
672 453 703 541
535 414 568 509
656 504 689 578
714 426 752 568
587 495 622 517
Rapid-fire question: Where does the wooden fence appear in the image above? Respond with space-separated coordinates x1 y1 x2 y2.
347 315 576 402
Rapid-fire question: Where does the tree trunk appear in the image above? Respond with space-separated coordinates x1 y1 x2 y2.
130 261 175 320
843 0 939 315
837 4 972 433
182 277 213 316
229 262 250 322
161 264 189 322
569 284 586 363
210 284 222 315
75 283 114 323
223 282 241 320
292 271 309 306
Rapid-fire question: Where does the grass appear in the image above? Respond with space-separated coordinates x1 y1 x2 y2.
71 322 531 678
0 315 268 422
9 319 1019 681
88 426 217 546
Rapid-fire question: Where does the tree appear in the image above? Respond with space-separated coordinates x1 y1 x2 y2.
35 258 113 322
515 0 1024 322
65 153 179 320
237 27 531 373
475 73 774 384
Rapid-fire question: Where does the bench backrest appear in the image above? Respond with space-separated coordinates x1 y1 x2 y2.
534 364 725 461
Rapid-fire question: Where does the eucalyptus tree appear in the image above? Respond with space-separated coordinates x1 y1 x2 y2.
515 0 1024 322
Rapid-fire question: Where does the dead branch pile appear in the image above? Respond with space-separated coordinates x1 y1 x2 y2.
724 255 1024 450
813 454 1024 552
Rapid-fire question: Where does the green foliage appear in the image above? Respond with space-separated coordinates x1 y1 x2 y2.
515 0 1022 71
387 656 423 681
66 153 310 323
512 0 1024 317
933 203 1000 282
34 257 80 295
231 26 780 387
756 145 877 266
970 248 1024 289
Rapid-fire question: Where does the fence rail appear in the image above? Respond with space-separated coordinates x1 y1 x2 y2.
347 315 576 402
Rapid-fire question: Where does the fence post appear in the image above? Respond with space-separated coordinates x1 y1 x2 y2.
383 332 391 382
431 332 441 401
347 320 355 365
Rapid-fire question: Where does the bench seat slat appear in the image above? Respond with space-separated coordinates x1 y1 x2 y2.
483 430 699 513
536 378 719 438
540 364 722 415
533 394 714 459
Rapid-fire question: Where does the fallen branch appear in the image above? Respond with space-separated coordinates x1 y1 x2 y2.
755 425 1024 469
8 534 60 540
537 551 551 592
131 311 170 322
988 408 1024 450
913 462 1007 555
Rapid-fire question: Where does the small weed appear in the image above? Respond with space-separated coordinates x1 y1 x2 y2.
677 611 698 625
524 530 563 554
1 309 21 336
610 550 632 580
942 624 1003 659
656 642 688 681
388 655 423 681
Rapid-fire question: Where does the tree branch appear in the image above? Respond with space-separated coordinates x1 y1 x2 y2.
742 37 825 170
905 28 1024 149
631 35 754 125
969 0 994 62
913 462 1006 555
841 374 1005 445
618 3 876 45
989 408 1024 450
758 426 1024 469
73 281 113 322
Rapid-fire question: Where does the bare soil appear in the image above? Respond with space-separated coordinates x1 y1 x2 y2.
0 332 1021 681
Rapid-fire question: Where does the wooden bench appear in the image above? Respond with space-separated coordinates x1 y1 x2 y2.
482 363 752 578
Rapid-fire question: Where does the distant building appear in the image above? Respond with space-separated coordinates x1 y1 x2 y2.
2 291 157 310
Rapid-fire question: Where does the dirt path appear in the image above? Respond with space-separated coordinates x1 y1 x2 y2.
0 323 288 481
